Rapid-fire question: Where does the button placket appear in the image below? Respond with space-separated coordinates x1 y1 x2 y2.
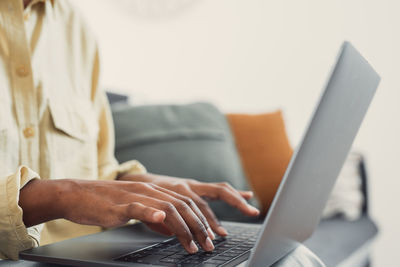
23 127 35 138
23 12 30 21
16 64 30 77
2 0 40 169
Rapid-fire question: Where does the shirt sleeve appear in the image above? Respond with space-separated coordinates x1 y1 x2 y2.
0 166 43 260
92 50 147 181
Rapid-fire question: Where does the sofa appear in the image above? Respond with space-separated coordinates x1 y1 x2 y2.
107 92 378 267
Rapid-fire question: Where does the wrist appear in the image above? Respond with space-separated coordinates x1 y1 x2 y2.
50 179 74 220
19 179 70 227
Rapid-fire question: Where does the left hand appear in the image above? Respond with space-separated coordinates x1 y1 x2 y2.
118 173 260 237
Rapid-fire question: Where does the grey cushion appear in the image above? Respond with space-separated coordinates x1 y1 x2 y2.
112 102 254 221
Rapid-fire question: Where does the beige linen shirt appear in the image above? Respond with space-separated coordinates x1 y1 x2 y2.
0 0 145 260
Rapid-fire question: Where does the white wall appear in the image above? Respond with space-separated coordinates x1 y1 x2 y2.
71 0 400 265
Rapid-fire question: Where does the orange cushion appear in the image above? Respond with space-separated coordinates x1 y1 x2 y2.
227 111 293 214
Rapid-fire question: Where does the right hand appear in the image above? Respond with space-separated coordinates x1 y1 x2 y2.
19 179 216 253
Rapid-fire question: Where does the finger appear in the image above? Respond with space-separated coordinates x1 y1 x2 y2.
192 183 260 216
142 185 214 252
130 194 199 254
118 202 166 223
239 191 254 200
218 183 252 202
158 201 200 254
175 188 220 239
152 185 215 240
223 187 259 215
190 193 228 237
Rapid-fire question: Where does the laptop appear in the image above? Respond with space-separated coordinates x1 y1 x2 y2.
20 41 380 267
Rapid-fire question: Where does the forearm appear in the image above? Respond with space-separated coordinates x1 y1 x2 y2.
18 179 68 227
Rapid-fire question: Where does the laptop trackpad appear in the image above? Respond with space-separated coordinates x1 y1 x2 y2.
21 223 169 263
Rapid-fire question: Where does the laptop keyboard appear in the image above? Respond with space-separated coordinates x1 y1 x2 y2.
115 224 260 266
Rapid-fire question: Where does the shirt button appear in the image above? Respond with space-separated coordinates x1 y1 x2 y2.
24 13 30 21
16 65 29 77
23 127 35 138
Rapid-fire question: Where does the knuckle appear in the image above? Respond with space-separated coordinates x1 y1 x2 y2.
142 206 155 217
219 186 230 193
175 183 188 191
175 200 189 211
147 183 156 188
126 202 137 211
196 199 208 209
136 182 151 190
128 202 144 212
194 219 207 232
199 226 208 237
186 178 198 185
234 201 245 209
180 196 192 205
161 202 176 213
220 182 232 188
185 198 196 208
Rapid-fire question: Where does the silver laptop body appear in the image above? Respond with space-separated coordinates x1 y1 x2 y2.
19 42 380 267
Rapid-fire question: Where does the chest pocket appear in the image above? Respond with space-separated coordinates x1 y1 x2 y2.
48 97 99 179
49 98 98 141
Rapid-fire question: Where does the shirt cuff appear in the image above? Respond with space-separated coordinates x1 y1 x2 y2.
117 160 147 176
99 160 147 181
0 166 42 260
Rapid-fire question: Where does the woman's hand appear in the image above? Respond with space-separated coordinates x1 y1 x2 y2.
19 178 227 254
118 173 260 237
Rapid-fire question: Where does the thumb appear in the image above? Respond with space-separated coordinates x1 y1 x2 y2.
119 202 166 223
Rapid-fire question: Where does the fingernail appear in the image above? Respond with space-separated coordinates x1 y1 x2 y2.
205 237 214 251
153 211 166 221
217 226 228 236
189 240 198 253
207 227 216 240
248 204 260 214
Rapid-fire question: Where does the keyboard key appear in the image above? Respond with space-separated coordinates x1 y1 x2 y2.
155 252 176 257
218 243 235 249
177 251 191 255
213 255 233 261
181 259 202 264
223 252 241 257
115 224 261 265
160 257 179 263
197 252 216 259
164 248 181 253
237 245 252 249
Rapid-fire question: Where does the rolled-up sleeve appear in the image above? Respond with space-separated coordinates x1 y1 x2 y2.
0 166 43 260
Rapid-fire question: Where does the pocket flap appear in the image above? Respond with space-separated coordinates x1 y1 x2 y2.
49 100 93 141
